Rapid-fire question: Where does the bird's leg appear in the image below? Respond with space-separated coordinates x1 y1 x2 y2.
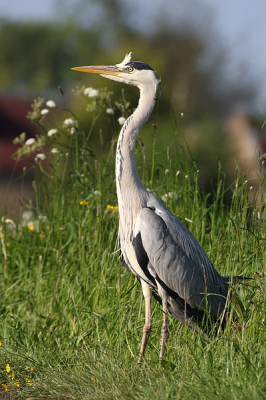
160 302 169 358
138 280 152 365
157 283 169 358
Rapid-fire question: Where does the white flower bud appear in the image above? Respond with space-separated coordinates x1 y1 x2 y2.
46 100 56 108
48 129 57 137
25 138 35 146
88 89 98 97
118 117 126 125
84 87 93 95
35 153 46 161
84 87 98 97
64 118 75 125
41 109 49 115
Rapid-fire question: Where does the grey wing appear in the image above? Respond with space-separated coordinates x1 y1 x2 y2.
134 201 228 319
147 194 216 276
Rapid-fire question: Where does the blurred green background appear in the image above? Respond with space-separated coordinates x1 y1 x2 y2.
1 0 266 217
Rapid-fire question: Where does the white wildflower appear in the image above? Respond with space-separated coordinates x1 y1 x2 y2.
21 211 37 230
249 186 253 191
51 148 60 154
47 129 57 137
165 169 169 174
21 210 35 222
161 192 177 202
89 89 98 97
64 118 75 125
84 87 93 95
185 175 188 180
176 170 180 176
106 108 114 114
4 218 15 226
46 100 56 108
181 112 184 117
84 87 98 97
41 109 49 115
161 194 168 202
38 214 48 223
118 117 126 125
25 138 35 146
35 153 46 161
94 190 101 196
70 127 75 135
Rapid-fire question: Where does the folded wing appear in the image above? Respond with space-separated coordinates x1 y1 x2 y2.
134 202 228 323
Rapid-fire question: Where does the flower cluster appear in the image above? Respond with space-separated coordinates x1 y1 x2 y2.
12 97 80 160
13 84 132 163
107 204 118 211
84 87 99 97
80 201 90 205
13 133 47 159
72 85 130 126
20 211 50 236
2 363 33 391
161 192 177 203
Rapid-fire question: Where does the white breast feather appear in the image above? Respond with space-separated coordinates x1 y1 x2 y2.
124 242 148 281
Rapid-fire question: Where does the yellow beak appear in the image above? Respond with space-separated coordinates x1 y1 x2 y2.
71 65 120 76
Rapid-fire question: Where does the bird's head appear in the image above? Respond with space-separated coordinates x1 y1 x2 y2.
72 52 160 92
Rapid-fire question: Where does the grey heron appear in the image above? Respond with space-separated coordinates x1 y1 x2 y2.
72 53 236 363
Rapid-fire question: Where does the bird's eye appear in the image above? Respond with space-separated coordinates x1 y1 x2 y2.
127 66 134 72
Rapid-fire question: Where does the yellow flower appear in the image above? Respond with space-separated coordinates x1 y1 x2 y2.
27 225 35 231
0 341 2 346
2 383 8 391
39 233 45 238
14 381 20 387
0 233 4 238
80 201 90 205
107 205 118 211
12 370 15 380
6 364 11 373
31 367 34 371
26 378 32 386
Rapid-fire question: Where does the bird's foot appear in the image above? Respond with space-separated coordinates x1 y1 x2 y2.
137 324 151 365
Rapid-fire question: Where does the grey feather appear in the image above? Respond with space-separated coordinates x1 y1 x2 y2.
135 195 228 321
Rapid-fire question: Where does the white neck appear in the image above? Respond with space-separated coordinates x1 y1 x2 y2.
116 80 158 242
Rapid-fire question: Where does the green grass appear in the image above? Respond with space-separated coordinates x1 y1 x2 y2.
0 95 266 399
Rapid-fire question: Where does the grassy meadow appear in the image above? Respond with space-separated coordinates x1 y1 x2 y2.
0 90 265 399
